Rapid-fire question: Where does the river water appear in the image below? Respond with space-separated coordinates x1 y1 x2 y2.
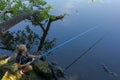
1 0 120 80
46 0 120 80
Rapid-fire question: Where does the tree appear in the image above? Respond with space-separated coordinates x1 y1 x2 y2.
0 26 56 53
0 0 65 52
0 0 65 38
0 1 65 80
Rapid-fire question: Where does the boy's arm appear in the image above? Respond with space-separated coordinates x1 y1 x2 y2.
28 54 39 58
16 62 32 68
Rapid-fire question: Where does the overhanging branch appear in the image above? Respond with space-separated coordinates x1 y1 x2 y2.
0 2 12 17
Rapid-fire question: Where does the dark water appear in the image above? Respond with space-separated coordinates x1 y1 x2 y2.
46 0 120 80
1 0 120 80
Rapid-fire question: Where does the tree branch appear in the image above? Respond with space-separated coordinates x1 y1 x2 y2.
38 22 45 32
0 12 31 38
37 19 52 51
37 14 65 51
50 14 66 21
0 2 12 17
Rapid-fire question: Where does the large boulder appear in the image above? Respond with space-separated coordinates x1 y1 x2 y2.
33 60 65 79
32 60 52 78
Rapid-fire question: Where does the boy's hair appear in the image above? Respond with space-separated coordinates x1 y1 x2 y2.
16 44 27 53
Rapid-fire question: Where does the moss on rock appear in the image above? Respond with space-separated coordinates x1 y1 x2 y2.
33 60 52 78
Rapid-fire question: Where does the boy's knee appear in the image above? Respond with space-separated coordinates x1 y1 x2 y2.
28 65 32 71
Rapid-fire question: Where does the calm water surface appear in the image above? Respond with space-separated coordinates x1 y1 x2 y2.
46 0 120 80
1 0 120 80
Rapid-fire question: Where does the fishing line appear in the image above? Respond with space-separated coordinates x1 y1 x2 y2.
30 26 99 63
64 32 110 71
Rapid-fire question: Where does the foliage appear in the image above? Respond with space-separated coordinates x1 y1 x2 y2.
0 1 65 80
0 27 38 50
0 26 40 51
2 71 17 80
0 59 9 67
0 0 54 23
0 26 56 53
0 0 9 10
0 0 63 52
42 38 56 52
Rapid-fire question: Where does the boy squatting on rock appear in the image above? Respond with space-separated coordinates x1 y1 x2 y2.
16 44 39 75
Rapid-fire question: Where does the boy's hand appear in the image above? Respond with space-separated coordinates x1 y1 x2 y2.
26 62 32 65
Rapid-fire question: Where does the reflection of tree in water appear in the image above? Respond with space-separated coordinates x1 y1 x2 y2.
0 26 56 53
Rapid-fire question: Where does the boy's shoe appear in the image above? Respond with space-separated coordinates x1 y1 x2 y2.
19 70 30 76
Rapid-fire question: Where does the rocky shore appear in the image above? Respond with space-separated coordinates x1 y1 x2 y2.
0 54 66 80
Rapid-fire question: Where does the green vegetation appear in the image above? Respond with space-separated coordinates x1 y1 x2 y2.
0 0 51 21
0 0 64 38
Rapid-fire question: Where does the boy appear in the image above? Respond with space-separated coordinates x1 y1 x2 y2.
16 44 38 75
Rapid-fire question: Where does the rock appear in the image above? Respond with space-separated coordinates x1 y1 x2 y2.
33 60 66 79
49 62 65 78
32 60 52 78
0 54 66 80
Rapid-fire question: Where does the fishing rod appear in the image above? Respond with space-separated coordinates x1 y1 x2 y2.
64 32 110 71
30 26 99 63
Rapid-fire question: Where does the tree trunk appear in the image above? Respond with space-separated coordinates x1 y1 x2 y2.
37 19 52 51
37 15 65 51
0 12 31 38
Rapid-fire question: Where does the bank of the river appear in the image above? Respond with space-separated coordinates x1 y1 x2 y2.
0 54 66 80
